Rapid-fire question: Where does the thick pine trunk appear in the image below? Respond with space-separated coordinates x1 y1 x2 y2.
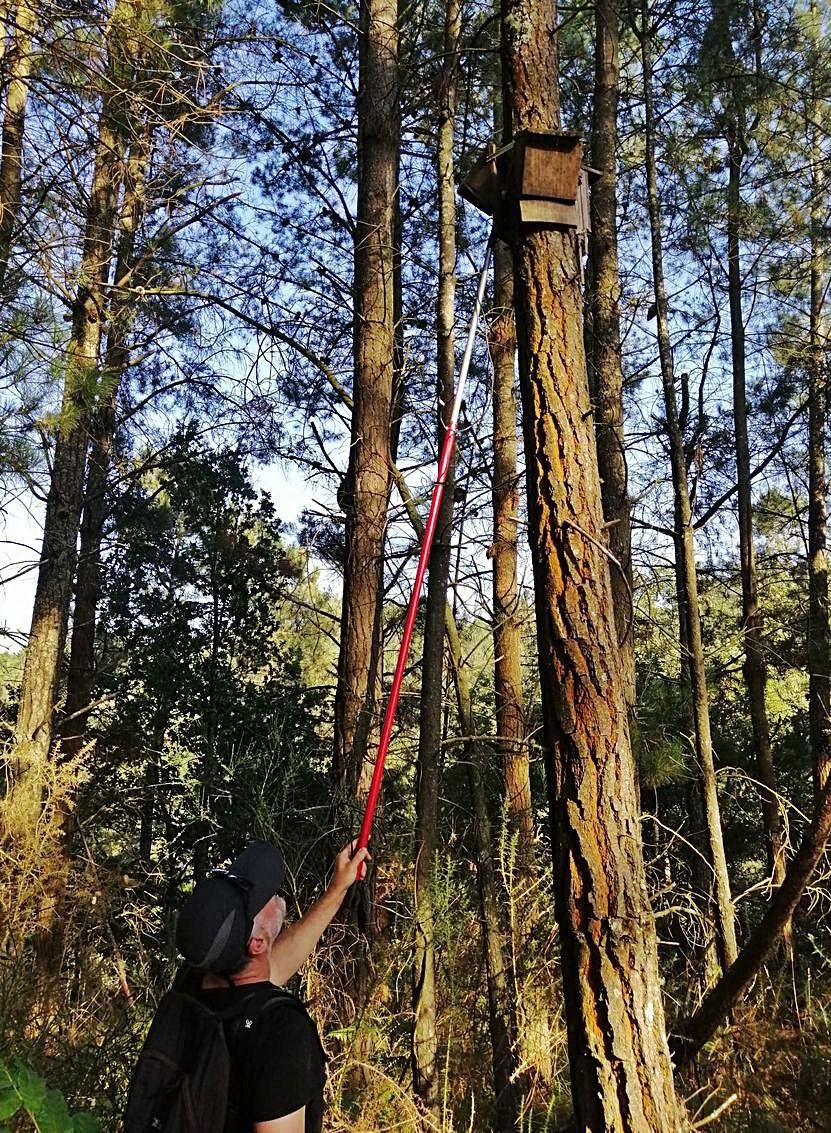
333 0 398 809
411 1 459 1102
10 78 127 803
0 0 37 294
63 129 149 761
640 0 738 972
501 0 682 1125
726 140 785 883
588 0 635 709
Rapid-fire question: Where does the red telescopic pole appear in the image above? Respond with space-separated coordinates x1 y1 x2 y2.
355 240 492 871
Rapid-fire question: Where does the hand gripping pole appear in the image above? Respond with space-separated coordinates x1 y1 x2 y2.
355 239 493 874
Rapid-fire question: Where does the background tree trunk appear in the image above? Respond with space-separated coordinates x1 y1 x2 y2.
333 0 399 812
674 775 831 1066
639 0 738 972
501 0 683 1123
588 0 635 709
62 126 150 761
490 238 534 858
10 6 132 802
0 0 37 295
808 73 830 800
446 614 519 1132
411 0 459 1103
725 132 785 883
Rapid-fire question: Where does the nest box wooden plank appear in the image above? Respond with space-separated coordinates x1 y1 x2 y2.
458 131 597 235
458 151 500 216
514 131 582 203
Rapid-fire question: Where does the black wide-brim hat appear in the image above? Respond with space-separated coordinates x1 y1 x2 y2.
175 841 285 974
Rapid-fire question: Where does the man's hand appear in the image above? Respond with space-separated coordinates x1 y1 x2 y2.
329 840 371 898
269 841 372 985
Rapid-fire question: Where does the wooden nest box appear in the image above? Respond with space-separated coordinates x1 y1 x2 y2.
459 131 598 235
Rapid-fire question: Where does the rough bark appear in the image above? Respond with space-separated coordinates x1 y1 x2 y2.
10 52 129 799
411 2 459 1103
500 0 683 1124
333 0 398 809
725 134 785 883
62 127 149 761
640 0 738 972
588 0 635 709
0 0 37 295
673 774 831 1066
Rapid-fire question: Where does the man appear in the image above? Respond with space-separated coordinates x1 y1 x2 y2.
174 838 370 1133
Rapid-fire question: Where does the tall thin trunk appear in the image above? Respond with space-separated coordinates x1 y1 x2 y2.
489 236 553 1086
725 132 785 883
640 0 738 971
62 127 150 761
588 0 635 709
333 0 398 810
389 430 520 1126
411 0 459 1106
10 43 129 801
0 0 37 294
674 774 831 1066
0 2 10 79
501 0 682 1124
807 49 830 799
445 613 519 1132
490 239 534 857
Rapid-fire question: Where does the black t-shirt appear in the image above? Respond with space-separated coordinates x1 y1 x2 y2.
198 981 326 1133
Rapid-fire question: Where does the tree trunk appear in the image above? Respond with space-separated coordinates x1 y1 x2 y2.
490 238 534 857
588 0 635 710
62 126 150 761
445 613 519 1132
10 66 128 805
500 0 683 1124
411 0 459 1102
673 774 831 1066
807 83 830 800
725 134 785 883
0 0 37 295
639 0 738 972
388 424 520 1124
333 0 398 810
489 235 554 1087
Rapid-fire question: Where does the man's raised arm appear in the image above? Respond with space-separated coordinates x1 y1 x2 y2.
269 841 371 986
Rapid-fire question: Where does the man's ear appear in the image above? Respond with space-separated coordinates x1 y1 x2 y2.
247 932 268 958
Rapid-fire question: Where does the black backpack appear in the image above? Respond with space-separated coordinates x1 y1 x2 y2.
124 984 295 1133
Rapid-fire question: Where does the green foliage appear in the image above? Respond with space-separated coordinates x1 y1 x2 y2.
0 1061 98 1133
